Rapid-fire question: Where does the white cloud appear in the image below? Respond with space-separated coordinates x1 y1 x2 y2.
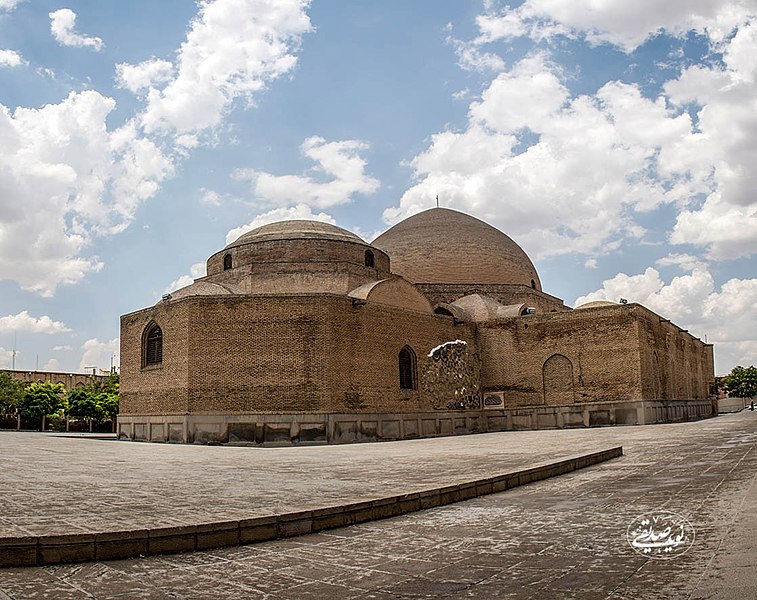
79 338 118 371
0 49 25 68
0 0 24 11
447 36 504 73
386 53 690 259
0 91 173 296
52 345 73 351
43 358 60 371
476 0 757 53
661 28 757 258
165 262 207 293
132 0 312 135
200 188 223 206
2 1 314 297
237 136 379 209
0 311 70 334
0 346 11 368
226 204 336 245
388 12 757 262
49 9 104 51
115 59 174 94
575 266 757 373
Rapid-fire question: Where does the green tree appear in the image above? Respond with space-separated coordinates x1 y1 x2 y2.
94 372 119 431
67 386 102 431
722 365 757 398
18 382 66 430
0 372 25 414
97 391 119 423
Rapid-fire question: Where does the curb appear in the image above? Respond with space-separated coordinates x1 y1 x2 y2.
0 446 622 567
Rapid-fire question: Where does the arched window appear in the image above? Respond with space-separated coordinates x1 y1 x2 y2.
399 346 417 390
223 253 233 271
531 279 536 289
364 249 375 268
143 324 163 367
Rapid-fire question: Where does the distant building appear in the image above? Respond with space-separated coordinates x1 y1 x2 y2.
119 208 715 445
1 369 110 392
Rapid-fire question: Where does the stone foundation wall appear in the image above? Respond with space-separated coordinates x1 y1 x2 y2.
118 399 715 446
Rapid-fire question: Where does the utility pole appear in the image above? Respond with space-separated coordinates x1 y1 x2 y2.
12 332 16 370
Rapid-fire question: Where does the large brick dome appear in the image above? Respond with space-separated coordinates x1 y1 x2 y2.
373 208 541 289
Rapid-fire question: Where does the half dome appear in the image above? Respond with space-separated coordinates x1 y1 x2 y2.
372 208 541 289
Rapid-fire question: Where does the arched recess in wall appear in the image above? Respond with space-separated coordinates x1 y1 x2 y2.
543 354 575 405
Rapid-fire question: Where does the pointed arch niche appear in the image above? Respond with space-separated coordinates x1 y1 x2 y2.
543 354 574 405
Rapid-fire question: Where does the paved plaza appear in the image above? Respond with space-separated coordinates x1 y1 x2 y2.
1 411 756 598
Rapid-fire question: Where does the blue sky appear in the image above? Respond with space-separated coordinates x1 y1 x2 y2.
0 0 755 375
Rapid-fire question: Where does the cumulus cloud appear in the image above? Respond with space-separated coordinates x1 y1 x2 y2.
79 338 118 371
476 0 757 53
0 91 173 295
43 358 60 371
165 262 207 293
226 203 336 245
0 311 70 334
52 345 73 351
386 52 689 259
2 1 313 297
575 265 757 373
236 136 379 209
387 9 757 262
0 49 25 68
115 58 174 94
49 9 104 51
126 0 312 135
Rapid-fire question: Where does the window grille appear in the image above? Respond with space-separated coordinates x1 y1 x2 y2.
145 325 163 366
399 346 416 390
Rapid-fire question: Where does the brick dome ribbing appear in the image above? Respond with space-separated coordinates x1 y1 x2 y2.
372 208 541 289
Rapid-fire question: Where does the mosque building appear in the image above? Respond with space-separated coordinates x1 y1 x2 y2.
118 208 715 445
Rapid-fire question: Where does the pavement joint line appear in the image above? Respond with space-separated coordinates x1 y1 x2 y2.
0 445 622 568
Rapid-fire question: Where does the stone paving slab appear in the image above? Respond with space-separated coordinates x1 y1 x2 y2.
0 427 633 539
0 447 622 567
3 412 757 598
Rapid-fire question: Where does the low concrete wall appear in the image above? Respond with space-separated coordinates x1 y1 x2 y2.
117 399 714 446
718 397 753 413
0 446 622 567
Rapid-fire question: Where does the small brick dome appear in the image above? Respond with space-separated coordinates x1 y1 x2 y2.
207 219 390 277
225 220 365 248
372 208 541 289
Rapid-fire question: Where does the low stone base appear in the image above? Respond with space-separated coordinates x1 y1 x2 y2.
118 399 715 446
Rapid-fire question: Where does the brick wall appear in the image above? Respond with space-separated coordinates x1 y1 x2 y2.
120 301 191 415
637 309 714 401
122 294 476 417
478 306 643 407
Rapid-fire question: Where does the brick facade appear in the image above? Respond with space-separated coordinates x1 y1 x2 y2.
119 210 715 445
